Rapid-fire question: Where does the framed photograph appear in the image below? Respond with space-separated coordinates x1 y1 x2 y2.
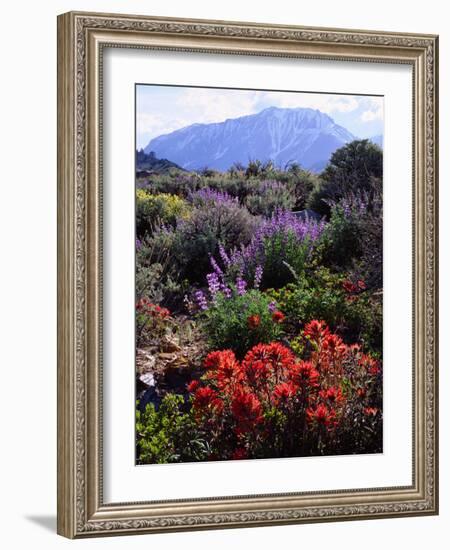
57 11 439 538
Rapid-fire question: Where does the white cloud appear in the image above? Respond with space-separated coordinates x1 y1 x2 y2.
267 92 360 114
178 88 260 124
360 98 383 122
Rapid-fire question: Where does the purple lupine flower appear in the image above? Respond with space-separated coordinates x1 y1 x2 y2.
254 265 263 289
194 290 208 311
136 238 142 250
209 255 224 278
220 282 232 298
218 244 231 268
206 272 221 298
236 276 247 296
268 301 277 313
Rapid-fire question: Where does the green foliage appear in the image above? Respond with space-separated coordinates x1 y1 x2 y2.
136 394 208 464
261 229 313 289
308 139 382 216
267 268 382 355
244 181 296 217
136 236 185 307
315 204 363 269
201 289 283 358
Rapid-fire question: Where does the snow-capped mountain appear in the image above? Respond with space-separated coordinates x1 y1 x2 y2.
144 106 357 172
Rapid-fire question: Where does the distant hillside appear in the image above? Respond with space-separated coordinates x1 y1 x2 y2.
144 106 357 172
136 150 184 175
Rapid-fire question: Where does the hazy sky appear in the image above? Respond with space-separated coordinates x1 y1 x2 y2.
136 85 383 150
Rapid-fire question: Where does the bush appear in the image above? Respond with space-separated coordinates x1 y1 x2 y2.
185 322 382 460
162 200 258 284
244 180 296 217
307 139 382 217
267 268 382 355
198 287 284 358
136 190 190 238
313 191 382 280
187 187 238 208
136 394 208 464
135 297 171 346
136 236 184 307
315 203 363 268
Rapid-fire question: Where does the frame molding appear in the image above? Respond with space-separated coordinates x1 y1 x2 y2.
57 11 439 538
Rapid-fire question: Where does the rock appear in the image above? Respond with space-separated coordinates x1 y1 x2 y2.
139 372 156 387
292 209 322 222
159 336 182 353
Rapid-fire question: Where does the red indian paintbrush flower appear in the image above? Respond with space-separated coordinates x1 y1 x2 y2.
203 349 242 391
192 387 223 416
231 390 263 434
187 379 200 393
359 354 381 376
306 403 336 428
289 361 319 389
364 407 379 417
303 319 330 343
272 310 285 323
247 314 261 329
321 333 347 359
272 381 298 405
356 387 366 399
319 386 345 405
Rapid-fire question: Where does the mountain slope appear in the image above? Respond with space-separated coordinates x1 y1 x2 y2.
144 106 356 172
136 150 184 174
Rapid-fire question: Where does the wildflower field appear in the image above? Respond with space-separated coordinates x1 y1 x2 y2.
135 140 383 464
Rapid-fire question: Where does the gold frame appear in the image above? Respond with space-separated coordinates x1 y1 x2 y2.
57 11 439 538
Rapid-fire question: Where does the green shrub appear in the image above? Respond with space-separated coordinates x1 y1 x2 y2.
244 180 296 217
314 203 363 269
267 268 382 355
307 139 382 217
166 201 258 284
136 394 208 464
136 235 186 307
200 289 283 358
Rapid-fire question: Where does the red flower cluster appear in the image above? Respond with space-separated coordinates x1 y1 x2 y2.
342 279 366 294
231 390 264 434
136 297 170 319
247 314 261 329
306 403 336 428
186 321 381 460
272 311 285 323
192 386 224 417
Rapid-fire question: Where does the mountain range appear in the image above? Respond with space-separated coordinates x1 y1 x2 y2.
143 106 379 172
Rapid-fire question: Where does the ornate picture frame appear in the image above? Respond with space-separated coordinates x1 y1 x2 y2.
57 11 438 538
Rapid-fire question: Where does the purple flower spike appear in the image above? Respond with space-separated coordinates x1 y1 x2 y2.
218 244 231 268
194 290 208 311
209 255 224 278
236 276 247 296
254 265 263 289
206 272 221 298
220 283 232 298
